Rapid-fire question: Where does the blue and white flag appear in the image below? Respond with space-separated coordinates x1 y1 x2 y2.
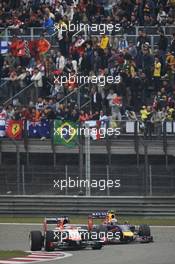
0 41 9 54
0 119 6 137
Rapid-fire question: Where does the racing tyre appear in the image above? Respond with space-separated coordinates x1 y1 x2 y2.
44 231 55 251
30 231 42 251
91 242 102 250
138 224 151 237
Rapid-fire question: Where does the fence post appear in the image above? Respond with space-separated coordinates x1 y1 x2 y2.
149 165 152 196
106 165 110 196
151 35 154 52
135 26 138 36
5 28 8 42
31 27 34 41
85 123 91 196
134 121 139 168
50 120 56 168
22 164 26 195
77 89 81 110
144 143 149 196
24 120 29 166
16 143 20 195
65 165 68 195
163 121 168 168
79 123 84 195
0 140 2 165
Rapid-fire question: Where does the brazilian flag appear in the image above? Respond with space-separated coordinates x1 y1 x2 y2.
53 120 78 147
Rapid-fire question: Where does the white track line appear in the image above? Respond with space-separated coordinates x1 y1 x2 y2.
12 258 54 261
21 255 58 258
0 252 72 264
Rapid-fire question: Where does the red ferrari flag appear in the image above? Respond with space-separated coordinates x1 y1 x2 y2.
6 120 23 139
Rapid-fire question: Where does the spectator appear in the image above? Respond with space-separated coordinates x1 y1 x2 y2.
153 57 162 92
17 68 27 88
43 14 54 35
170 33 175 53
9 69 18 96
157 29 168 59
91 87 102 113
56 52 65 70
31 67 43 98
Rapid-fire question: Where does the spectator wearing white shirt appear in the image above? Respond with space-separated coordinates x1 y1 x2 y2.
17 68 27 88
31 68 43 99
157 7 167 25
56 52 65 70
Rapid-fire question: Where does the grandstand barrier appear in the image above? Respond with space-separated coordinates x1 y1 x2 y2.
0 119 175 139
0 195 175 216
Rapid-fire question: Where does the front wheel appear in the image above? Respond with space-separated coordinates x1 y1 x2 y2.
29 231 43 251
91 242 102 250
44 231 55 251
138 224 151 237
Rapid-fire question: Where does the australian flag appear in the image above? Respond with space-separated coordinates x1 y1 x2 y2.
28 119 51 138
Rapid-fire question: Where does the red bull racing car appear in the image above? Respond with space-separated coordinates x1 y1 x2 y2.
89 210 154 244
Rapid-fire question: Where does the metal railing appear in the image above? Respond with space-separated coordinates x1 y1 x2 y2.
0 26 174 50
0 195 175 216
0 26 175 38
0 164 174 197
0 80 11 105
3 82 35 106
58 83 91 110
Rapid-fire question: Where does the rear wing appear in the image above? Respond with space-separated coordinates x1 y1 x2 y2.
43 217 69 231
44 217 69 224
90 211 108 219
90 210 116 219
88 211 117 230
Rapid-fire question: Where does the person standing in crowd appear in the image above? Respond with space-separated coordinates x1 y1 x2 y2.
158 29 168 61
91 87 102 113
0 105 7 137
170 33 175 54
0 54 4 83
144 106 153 139
31 68 43 99
153 57 162 92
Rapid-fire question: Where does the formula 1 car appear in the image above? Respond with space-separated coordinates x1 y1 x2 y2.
89 210 154 244
29 217 103 251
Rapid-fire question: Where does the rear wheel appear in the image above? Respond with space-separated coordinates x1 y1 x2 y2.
29 231 42 251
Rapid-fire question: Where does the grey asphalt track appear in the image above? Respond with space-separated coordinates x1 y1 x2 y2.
0 224 175 264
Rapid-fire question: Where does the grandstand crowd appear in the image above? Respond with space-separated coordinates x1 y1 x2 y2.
1 0 175 138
